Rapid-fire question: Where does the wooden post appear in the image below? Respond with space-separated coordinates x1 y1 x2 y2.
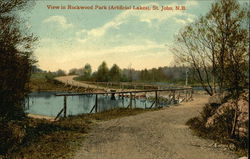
134 93 136 108
178 91 181 103
95 94 98 113
190 89 193 100
64 96 67 117
155 91 158 108
185 90 188 102
173 90 175 104
27 96 30 109
129 92 132 108
111 90 116 100
122 95 124 107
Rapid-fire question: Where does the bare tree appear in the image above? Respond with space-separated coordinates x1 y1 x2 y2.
172 0 249 96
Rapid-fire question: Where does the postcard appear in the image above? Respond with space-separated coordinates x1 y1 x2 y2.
0 0 248 158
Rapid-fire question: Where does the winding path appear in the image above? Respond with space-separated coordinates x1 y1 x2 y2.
73 94 237 159
55 75 137 92
55 75 108 91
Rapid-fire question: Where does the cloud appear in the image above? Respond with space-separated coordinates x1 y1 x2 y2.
35 40 170 71
76 1 197 41
82 17 124 38
36 1 199 71
186 1 199 7
43 15 73 29
75 29 88 43
95 42 166 55
173 17 194 25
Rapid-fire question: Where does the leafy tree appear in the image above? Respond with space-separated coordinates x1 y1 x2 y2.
68 68 78 75
0 0 37 120
83 63 92 80
96 61 109 82
31 65 44 73
109 64 121 82
55 69 66 76
139 69 150 81
120 73 129 82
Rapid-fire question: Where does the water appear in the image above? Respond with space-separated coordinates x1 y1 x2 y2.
25 92 172 117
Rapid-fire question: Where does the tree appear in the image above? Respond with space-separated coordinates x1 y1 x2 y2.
139 69 150 81
55 69 66 76
172 0 248 96
83 63 92 80
96 61 109 82
68 68 78 75
0 0 37 119
109 64 121 82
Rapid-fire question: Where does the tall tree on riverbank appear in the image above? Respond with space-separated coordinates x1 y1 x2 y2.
172 0 249 96
83 63 92 80
0 0 37 120
96 61 109 82
109 64 121 82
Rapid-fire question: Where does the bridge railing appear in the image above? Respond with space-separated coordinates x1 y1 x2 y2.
54 87 193 120
75 81 188 90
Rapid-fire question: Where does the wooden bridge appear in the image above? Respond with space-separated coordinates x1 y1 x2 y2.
54 87 193 120
55 75 188 93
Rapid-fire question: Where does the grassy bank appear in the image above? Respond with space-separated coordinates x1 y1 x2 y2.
29 73 92 93
1 108 152 159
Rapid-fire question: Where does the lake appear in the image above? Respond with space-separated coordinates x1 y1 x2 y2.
25 92 172 117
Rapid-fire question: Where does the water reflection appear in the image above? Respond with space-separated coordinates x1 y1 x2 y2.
25 92 174 117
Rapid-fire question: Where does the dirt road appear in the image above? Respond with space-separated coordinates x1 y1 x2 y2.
55 75 109 91
73 95 237 159
55 75 138 92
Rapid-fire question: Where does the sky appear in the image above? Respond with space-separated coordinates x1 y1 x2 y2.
18 0 229 72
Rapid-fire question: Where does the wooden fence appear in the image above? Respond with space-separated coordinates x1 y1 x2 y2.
54 88 193 120
75 81 187 90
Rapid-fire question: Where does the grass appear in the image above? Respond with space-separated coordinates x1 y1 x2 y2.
1 108 152 159
29 73 92 93
29 73 64 92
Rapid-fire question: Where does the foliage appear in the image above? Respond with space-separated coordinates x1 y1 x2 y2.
82 63 92 80
109 64 121 82
68 68 78 75
95 61 109 82
74 62 193 84
0 0 37 120
54 69 66 77
172 0 249 96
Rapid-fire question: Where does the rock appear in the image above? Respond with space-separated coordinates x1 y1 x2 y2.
214 143 218 148
228 143 236 150
205 92 249 137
